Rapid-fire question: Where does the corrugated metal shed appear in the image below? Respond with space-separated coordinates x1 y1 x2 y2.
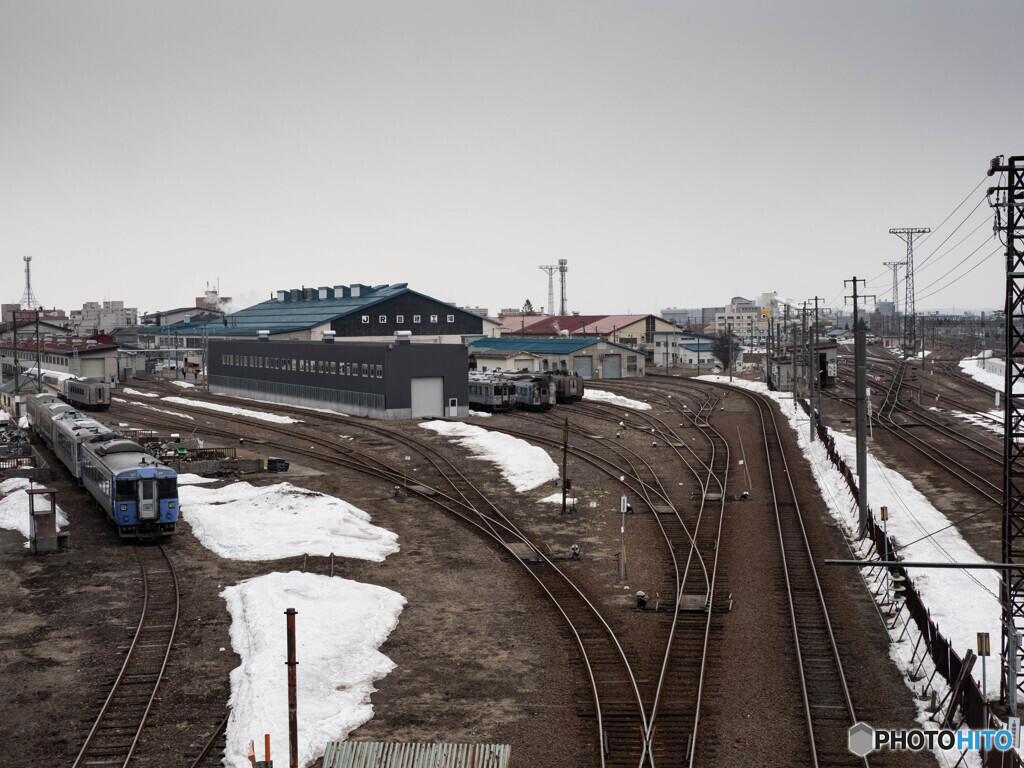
321 742 510 768
468 336 601 354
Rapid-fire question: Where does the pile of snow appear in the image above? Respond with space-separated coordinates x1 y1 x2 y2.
122 387 159 398
170 380 196 389
420 421 558 491
162 397 301 424
0 478 69 546
180 481 398 562
540 493 578 505
959 354 1021 393
584 389 652 410
222 572 405 768
467 410 491 418
950 409 1001 435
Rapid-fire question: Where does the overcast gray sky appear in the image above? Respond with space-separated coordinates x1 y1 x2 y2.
2 1 1020 317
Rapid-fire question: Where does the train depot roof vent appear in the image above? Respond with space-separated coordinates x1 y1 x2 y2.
276 290 288 302
322 330 336 343
303 287 314 301
86 340 97 345
257 330 270 342
290 289 300 302
333 285 350 298
395 330 412 345
318 286 335 300
350 284 362 297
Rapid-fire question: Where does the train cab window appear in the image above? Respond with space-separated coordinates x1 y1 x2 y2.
158 477 177 498
115 479 135 501
142 482 155 500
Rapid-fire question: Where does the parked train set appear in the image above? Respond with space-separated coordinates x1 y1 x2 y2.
468 371 584 412
26 393 178 540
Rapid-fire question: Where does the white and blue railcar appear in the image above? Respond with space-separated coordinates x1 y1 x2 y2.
80 434 178 539
26 395 74 449
467 374 514 411
53 415 111 479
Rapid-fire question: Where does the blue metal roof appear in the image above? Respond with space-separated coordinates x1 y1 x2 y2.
469 336 637 354
149 283 495 337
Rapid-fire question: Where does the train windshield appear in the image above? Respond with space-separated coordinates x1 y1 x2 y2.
115 480 135 501
158 477 178 498
141 483 155 500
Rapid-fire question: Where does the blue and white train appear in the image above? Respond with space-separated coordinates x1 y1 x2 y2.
27 393 179 539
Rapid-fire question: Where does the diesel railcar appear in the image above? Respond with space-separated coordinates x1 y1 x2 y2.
59 377 111 411
467 375 515 411
547 371 584 403
80 434 178 539
53 414 111 480
505 374 556 411
26 395 75 449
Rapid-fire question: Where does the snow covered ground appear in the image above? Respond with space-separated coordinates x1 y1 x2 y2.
419 420 558 491
583 389 652 410
0 478 69 546
702 373 999 766
180 481 398 562
161 396 302 424
221 573 404 768
112 397 195 419
121 387 159 398
174 476 403 768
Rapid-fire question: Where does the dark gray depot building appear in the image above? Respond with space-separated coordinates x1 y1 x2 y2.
209 336 469 420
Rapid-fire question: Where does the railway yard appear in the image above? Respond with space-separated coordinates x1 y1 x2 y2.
0 343 1006 767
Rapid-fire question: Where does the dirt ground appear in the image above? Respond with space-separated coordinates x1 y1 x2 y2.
0 374 943 767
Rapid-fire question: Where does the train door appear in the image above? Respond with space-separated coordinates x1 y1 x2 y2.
138 479 158 521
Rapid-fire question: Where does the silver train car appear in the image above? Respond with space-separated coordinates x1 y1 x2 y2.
467 374 515 411
26 395 75 449
503 373 556 411
53 414 111 479
59 377 111 411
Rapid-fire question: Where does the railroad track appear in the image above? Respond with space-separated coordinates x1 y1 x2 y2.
72 543 179 768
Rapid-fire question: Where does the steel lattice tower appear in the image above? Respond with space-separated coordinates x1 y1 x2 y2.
19 256 41 310
889 228 929 353
990 155 1024 711
883 260 903 342
539 265 557 315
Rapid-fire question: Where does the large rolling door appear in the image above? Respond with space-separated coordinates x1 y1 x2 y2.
410 377 444 418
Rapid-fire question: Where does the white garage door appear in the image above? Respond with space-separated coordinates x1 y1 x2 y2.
603 354 622 379
574 355 593 380
81 359 106 379
411 377 444 418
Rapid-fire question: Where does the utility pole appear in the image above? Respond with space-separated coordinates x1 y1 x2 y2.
846 277 875 538
809 297 826 442
801 302 809 401
988 154 1024 712
890 228 930 355
561 418 569 516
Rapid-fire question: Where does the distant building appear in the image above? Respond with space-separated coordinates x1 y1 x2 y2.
650 331 721 368
196 285 232 312
468 337 644 379
660 307 702 328
0 333 119 382
72 301 138 334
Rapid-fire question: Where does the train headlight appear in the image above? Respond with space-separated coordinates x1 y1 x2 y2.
120 504 128 512
168 502 176 509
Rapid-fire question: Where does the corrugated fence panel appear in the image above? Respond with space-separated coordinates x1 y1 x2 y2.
322 742 510 768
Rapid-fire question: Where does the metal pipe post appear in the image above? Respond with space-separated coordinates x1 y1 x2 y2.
285 608 298 768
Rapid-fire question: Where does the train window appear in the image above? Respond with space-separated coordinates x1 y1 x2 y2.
142 482 154 500
158 477 177 498
413 315 421 323
115 479 134 501
396 315 404 323
430 314 438 323
379 315 387 323
447 314 454 322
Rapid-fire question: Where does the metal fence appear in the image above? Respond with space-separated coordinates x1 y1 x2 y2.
798 398 1019 767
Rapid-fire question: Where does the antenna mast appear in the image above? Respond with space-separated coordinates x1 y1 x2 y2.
539 265 557 315
558 258 568 315
19 256 41 310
